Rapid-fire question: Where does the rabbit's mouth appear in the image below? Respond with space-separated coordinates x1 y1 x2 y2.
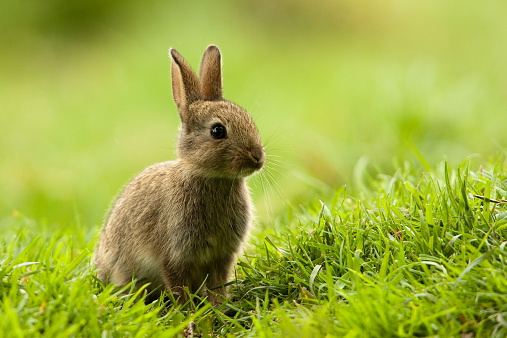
234 152 265 177
244 162 264 174
238 166 263 178
242 145 265 172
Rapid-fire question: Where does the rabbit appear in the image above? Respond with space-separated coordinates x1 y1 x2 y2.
94 45 265 305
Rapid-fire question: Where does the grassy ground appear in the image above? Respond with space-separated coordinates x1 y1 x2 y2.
1 156 506 337
2 1 507 337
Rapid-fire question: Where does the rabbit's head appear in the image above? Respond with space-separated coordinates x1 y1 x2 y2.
170 45 265 179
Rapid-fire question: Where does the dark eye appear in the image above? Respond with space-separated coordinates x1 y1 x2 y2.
210 123 227 139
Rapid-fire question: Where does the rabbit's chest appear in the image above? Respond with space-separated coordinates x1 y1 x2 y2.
196 203 248 246
160 176 252 262
180 196 250 260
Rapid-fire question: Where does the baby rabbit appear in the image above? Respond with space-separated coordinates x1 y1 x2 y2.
94 45 265 305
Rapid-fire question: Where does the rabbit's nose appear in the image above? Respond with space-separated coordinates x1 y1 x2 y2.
249 145 265 167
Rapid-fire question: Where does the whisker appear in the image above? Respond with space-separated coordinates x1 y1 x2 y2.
260 166 287 203
268 159 292 171
265 170 286 199
264 146 294 155
266 156 292 166
263 126 294 147
251 125 296 224
265 164 293 180
257 171 275 222
265 154 287 160
266 161 288 169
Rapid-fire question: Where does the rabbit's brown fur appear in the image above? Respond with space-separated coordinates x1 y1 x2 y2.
94 45 265 305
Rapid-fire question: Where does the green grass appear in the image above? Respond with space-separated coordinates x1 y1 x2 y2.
2 157 506 337
2 1 507 336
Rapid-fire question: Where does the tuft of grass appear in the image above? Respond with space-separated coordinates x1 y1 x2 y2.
1 156 507 336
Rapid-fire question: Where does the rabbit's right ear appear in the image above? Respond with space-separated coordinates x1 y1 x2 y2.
170 48 201 116
199 45 223 101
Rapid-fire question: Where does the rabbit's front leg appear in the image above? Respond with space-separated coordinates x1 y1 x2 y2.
161 261 191 304
203 256 236 305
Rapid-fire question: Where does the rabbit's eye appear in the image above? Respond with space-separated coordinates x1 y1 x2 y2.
211 123 227 139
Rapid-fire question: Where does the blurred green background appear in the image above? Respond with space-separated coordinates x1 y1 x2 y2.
1 0 506 227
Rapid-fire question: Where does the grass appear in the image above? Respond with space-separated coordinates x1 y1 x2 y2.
2 1 507 336
2 156 506 337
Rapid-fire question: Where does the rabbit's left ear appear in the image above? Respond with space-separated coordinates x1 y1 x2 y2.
170 48 201 111
199 45 223 101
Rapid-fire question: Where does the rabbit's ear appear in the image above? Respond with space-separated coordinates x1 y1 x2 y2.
170 48 201 112
199 45 223 101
